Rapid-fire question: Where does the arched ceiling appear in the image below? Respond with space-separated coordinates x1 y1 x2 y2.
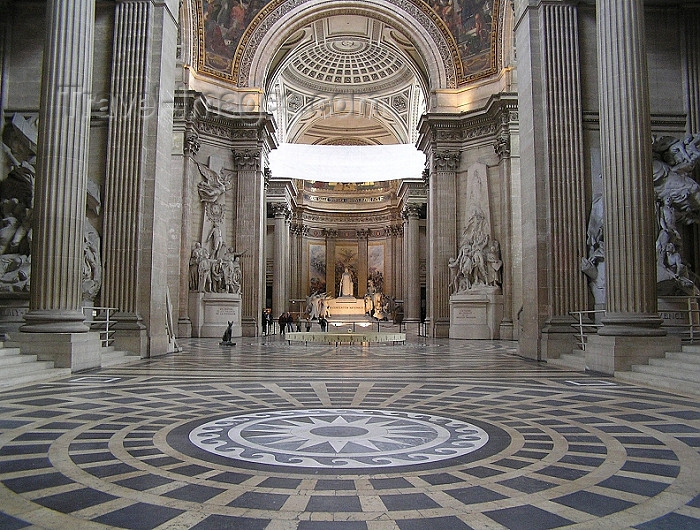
267 15 425 145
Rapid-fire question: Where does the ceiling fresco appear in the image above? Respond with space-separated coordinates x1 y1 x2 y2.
195 0 500 87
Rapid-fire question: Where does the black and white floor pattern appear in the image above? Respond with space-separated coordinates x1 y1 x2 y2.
0 336 698 529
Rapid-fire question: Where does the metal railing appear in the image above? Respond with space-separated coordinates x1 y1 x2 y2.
571 296 700 348
83 306 119 348
569 310 605 351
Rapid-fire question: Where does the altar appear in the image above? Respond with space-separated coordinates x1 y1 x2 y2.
326 296 367 320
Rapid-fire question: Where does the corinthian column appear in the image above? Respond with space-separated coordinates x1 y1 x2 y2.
585 0 678 373
23 0 94 333
101 0 178 355
402 203 422 324
18 0 102 369
539 1 588 358
428 151 460 337
272 202 289 317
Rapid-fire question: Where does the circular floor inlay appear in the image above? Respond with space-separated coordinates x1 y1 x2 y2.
189 408 489 469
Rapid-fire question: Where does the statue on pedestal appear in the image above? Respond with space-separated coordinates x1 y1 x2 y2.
339 267 354 297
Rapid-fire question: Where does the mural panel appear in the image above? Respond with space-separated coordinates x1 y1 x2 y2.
368 243 385 293
308 243 326 295
335 244 358 298
194 0 500 86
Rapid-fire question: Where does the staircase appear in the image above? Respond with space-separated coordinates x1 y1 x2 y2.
547 349 587 371
101 347 141 367
615 344 700 396
0 341 71 389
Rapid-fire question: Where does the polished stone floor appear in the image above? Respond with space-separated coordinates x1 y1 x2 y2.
0 335 698 529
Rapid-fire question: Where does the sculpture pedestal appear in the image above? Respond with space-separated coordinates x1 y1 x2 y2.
189 292 241 338
449 289 503 339
326 297 367 321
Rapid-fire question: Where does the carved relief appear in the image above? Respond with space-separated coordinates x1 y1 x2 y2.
433 151 461 171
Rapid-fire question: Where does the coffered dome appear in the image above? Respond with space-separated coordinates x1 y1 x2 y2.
285 37 413 94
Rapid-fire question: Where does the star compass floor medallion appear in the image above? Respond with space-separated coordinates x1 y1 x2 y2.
181 408 507 473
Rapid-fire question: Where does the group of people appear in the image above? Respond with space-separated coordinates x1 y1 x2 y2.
261 308 329 335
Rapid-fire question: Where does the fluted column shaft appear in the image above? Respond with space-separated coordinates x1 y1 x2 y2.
542 2 587 318
289 223 299 303
596 0 662 335
358 233 369 295
403 205 421 323
103 1 150 316
234 150 267 335
177 132 199 337
325 232 336 296
272 204 288 316
23 0 95 332
685 8 700 132
428 151 459 337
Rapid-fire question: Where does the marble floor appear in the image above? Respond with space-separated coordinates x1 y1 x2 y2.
0 335 698 529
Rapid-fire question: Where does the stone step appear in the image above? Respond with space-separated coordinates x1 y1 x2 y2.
648 357 700 372
628 363 700 384
0 346 22 357
665 351 700 364
0 367 72 390
101 350 140 367
548 353 586 371
3 360 57 377
681 344 700 354
0 352 39 365
614 370 700 397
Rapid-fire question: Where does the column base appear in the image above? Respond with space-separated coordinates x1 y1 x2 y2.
432 318 451 338
542 318 579 360
15 331 102 371
21 309 90 333
111 312 147 357
177 317 192 338
598 313 665 336
584 334 681 374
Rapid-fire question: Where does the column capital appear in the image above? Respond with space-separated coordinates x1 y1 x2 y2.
270 202 289 219
324 228 338 240
494 134 511 159
356 228 371 240
233 149 261 171
402 203 423 220
184 134 200 156
433 150 461 171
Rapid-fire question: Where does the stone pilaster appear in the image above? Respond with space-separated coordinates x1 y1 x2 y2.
402 204 422 323
539 1 588 358
585 0 678 373
272 202 289 317
233 147 264 335
289 222 300 304
101 0 179 356
428 151 460 337
325 229 337 296
357 229 370 295
18 0 102 368
177 128 200 338
684 7 700 132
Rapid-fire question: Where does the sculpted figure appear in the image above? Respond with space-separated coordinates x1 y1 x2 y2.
189 242 207 291
339 267 354 297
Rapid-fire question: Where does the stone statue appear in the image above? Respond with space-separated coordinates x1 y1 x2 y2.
221 246 243 294
449 208 503 294
195 161 230 204
206 222 224 259
339 267 354 297
189 242 207 291
82 221 102 301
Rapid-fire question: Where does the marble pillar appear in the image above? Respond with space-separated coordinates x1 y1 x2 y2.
18 0 102 369
586 0 679 373
233 147 267 336
289 222 300 305
402 204 422 323
101 0 179 356
428 151 460 337
177 131 199 338
685 8 700 133
272 203 289 317
325 230 337 297
539 1 588 359
357 230 369 296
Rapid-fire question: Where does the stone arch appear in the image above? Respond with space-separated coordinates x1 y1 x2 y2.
233 0 460 93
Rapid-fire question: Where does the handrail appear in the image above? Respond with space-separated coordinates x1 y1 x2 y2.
569 310 605 351
82 306 119 348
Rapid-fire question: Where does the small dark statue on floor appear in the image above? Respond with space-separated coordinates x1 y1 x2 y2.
219 321 235 346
